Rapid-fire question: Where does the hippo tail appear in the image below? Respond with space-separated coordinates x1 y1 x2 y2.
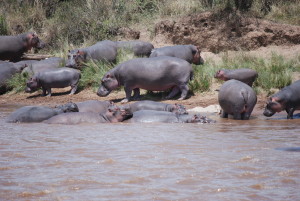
241 90 249 107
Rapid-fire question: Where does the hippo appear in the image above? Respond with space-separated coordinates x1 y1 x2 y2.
214 68 258 87
263 80 300 119
6 102 79 123
218 80 257 120
125 110 215 123
121 100 188 115
25 67 81 96
44 105 132 124
0 61 27 94
22 57 64 75
66 40 117 69
97 56 193 103
76 100 114 113
115 40 154 57
0 32 45 62
149 45 204 65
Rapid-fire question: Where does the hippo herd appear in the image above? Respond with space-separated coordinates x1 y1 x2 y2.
1 32 300 124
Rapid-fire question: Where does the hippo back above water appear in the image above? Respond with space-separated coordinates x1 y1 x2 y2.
0 32 45 62
97 56 193 103
149 45 204 65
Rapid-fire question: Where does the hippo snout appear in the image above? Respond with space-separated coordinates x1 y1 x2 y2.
263 109 275 117
25 87 32 93
97 86 111 97
37 41 46 49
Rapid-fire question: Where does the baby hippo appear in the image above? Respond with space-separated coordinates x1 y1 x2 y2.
125 110 215 123
263 80 300 119
44 104 132 124
6 102 79 123
215 68 258 87
25 67 81 96
218 80 257 120
121 100 187 115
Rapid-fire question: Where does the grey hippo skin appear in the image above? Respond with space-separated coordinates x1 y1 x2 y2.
0 61 27 94
66 40 117 69
218 80 257 120
121 100 187 115
76 100 114 113
6 102 79 123
115 40 154 57
215 68 258 87
22 57 64 75
97 56 193 103
25 67 81 96
0 32 45 62
263 80 300 119
149 45 204 65
125 110 215 123
44 105 132 124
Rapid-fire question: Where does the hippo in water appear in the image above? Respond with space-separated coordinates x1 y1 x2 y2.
121 100 187 115
66 40 117 69
218 80 257 120
115 40 154 57
44 104 132 124
263 80 300 119
125 110 215 123
6 102 79 123
97 56 193 103
149 45 204 65
0 32 45 62
214 68 258 87
25 67 81 96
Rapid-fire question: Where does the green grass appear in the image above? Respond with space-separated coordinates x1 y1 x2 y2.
6 72 30 93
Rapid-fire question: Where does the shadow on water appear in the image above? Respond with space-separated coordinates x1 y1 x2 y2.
275 147 300 152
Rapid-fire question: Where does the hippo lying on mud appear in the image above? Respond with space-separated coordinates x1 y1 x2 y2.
125 110 215 123
25 67 81 96
97 56 193 103
0 32 45 62
6 102 78 123
263 80 300 119
121 100 187 115
115 40 154 57
215 68 258 87
218 80 257 120
44 105 132 124
149 45 204 65
76 100 115 113
66 40 117 69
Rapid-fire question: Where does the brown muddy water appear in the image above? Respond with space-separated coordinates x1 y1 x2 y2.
0 104 299 201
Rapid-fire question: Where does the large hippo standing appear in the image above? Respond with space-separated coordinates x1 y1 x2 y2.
44 105 132 124
218 80 257 120
6 102 79 123
149 45 204 65
76 100 114 113
97 56 193 103
121 100 187 115
0 32 45 62
22 57 64 75
263 80 300 119
25 67 81 96
125 110 214 123
115 40 154 57
215 68 258 87
66 40 117 69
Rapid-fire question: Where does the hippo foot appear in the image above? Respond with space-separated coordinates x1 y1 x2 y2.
121 98 129 104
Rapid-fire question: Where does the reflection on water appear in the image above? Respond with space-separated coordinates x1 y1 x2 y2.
0 104 299 200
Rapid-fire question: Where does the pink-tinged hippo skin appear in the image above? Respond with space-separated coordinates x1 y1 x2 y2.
66 40 117 69
218 80 257 120
0 32 45 62
124 110 215 123
6 102 79 123
263 80 300 119
115 40 154 57
121 100 188 115
149 45 204 65
44 105 132 125
25 67 81 97
214 68 258 87
76 100 114 113
97 56 193 103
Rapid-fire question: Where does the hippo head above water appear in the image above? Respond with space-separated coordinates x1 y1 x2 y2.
97 73 119 97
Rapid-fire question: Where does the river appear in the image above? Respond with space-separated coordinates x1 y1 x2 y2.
0 104 299 200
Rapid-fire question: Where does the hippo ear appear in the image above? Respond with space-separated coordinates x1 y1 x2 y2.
271 97 280 103
106 74 110 78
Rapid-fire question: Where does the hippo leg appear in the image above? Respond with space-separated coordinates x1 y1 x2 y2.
178 84 189 100
42 88 47 96
121 86 132 103
46 88 52 97
233 112 242 120
241 112 250 120
220 110 228 118
132 88 141 100
165 86 180 100
70 84 78 95
287 108 296 119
